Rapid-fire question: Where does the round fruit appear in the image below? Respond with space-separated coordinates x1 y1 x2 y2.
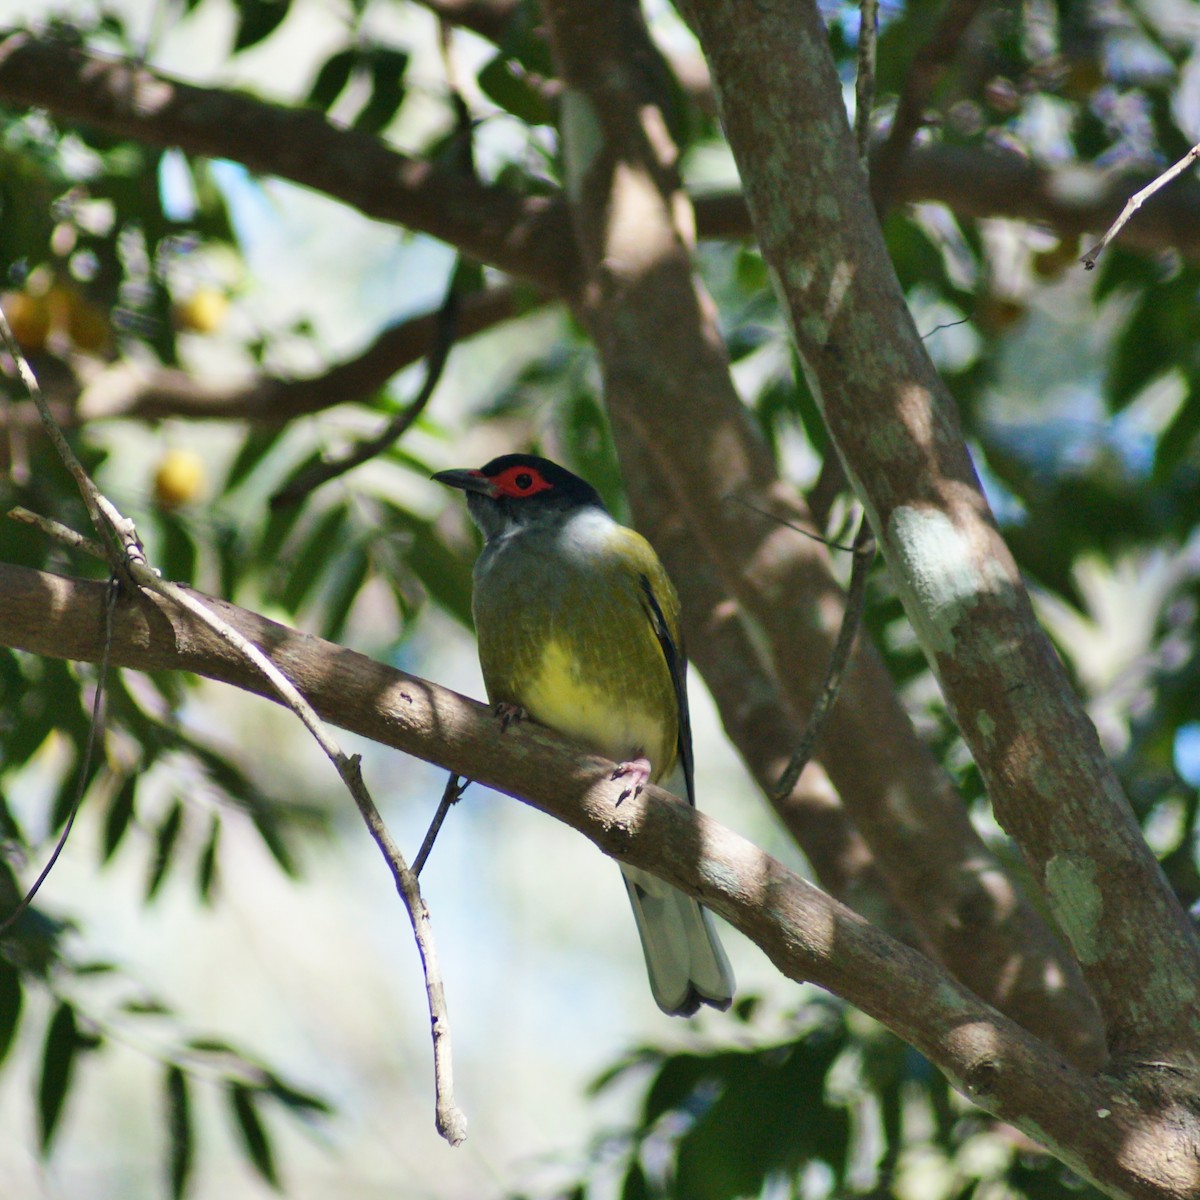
175 289 229 334
2 290 51 352
154 449 207 508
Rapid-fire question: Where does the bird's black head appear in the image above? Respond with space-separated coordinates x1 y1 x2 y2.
433 454 607 539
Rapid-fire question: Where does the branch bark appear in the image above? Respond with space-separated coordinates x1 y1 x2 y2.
1 561 1196 1198
539 0 1101 1066
0 32 578 296
690 0 1200 1063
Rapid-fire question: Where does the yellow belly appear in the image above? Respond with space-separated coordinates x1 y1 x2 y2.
522 639 669 778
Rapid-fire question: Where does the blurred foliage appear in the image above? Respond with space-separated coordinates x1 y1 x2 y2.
0 0 1199 1195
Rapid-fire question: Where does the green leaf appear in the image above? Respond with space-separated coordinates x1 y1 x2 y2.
102 773 137 863
278 504 347 613
147 800 184 901
197 815 220 904
157 512 198 585
165 1065 194 1200
0 959 22 1065
38 1001 79 1153
228 1084 280 1188
232 0 291 53
384 505 475 628
247 806 296 877
353 48 409 136
306 48 357 112
319 542 370 643
620 1157 650 1200
478 54 553 126
263 1073 332 1115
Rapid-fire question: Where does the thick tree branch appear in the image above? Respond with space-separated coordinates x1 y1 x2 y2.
1 561 1196 1199
691 0 1200 1064
539 0 1101 1067
69 284 526 424
0 31 578 296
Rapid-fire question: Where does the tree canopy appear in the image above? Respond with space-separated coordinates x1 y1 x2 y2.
2 0 1200 1196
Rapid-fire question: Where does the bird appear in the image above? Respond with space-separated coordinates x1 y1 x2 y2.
433 452 734 1016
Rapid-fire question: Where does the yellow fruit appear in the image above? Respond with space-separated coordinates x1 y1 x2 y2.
2 290 51 352
154 450 207 509
175 289 229 334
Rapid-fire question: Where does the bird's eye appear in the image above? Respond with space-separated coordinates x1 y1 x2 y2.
514 473 534 491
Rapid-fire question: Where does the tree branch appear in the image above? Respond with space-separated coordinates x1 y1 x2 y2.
68 284 527 425
1 561 1196 1198
0 31 579 296
691 0 1200 1063
539 0 1101 1067
870 0 989 213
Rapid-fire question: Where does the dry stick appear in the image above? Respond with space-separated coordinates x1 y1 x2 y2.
1 316 468 1146
1081 141 1200 269
413 774 468 877
775 518 876 801
138 573 466 1144
10 507 469 1144
775 4 880 800
9 506 105 558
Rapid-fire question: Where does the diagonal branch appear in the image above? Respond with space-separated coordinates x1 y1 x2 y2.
539 0 1101 1066
1 561 1196 1199
66 283 528 424
690 0 1200 1063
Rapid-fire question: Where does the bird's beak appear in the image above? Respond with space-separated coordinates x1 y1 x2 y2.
431 468 495 497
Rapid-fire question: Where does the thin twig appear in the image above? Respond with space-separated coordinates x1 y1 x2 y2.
269 276 461 508
414 774 468 876
269 90 476 510
730 494 857 552
3 303 468 1144
1081 141 1200 269
0 577 118 935
855 0 879 169
8 506 106 558
774 516 876 801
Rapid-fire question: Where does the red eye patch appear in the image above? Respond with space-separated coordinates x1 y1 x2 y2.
489 465 554 498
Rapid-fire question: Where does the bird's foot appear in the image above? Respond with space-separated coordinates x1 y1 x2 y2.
494 702 528 733
612 755 652 805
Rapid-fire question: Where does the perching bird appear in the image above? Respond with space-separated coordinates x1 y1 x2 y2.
433 453 734 1016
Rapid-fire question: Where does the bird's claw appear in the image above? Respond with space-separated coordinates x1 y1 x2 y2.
494 702 527 733
612 755 652 805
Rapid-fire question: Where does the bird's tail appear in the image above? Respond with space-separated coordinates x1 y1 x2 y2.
620 864 735 1016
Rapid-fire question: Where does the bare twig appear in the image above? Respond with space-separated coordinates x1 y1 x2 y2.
1081 141 1200 268
0 299 131 574
414 774 468 876
70 283 526 425
854 0 879 168
774 516 876 801
3 310 468 1146
8 506 105 558
270 267 462 509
